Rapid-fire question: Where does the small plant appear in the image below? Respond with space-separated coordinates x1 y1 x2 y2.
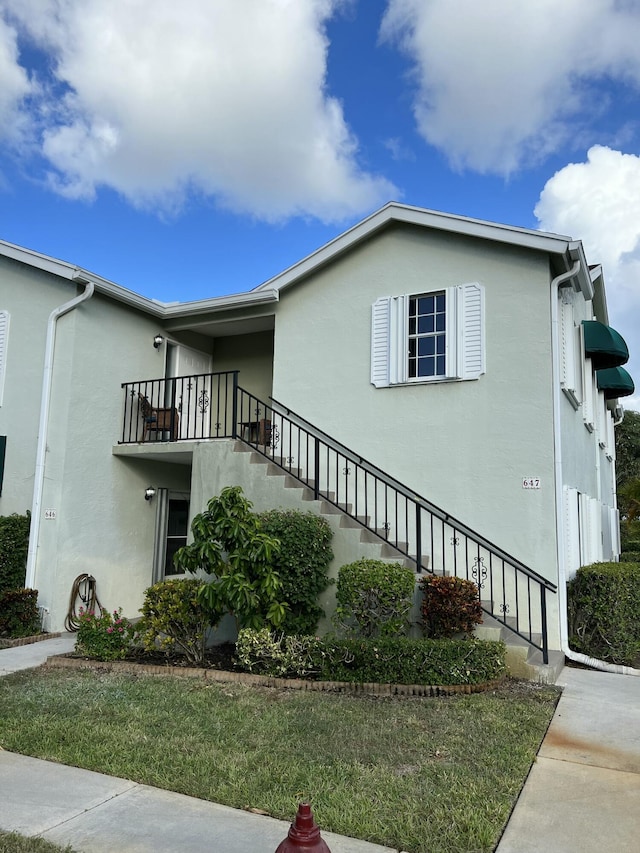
334 558 416 638
568 561 640 665
0 588 40 638
75 607 136 661
258 509 334 635
235 627 325 677
420 575 483 638
174 486 287 631
140 577 220 666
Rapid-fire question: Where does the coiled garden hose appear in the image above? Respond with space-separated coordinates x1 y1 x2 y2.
64 573 104 632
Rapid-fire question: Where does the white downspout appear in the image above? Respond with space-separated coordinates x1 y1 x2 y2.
551 262 640 676
25 279 95 591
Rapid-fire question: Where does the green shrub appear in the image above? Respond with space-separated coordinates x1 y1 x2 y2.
174 486 286 631
420 575 483 638
568 561 640 665
257 509 334 635
0 588 40 638
619 551 640 563
0 513 30 596
140 578 223 666
235 628 506 686
235 627 324 677
75 608 137 661
334 558 416 638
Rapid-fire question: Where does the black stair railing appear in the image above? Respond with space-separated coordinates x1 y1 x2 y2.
119 373 556 663
236 388 556 664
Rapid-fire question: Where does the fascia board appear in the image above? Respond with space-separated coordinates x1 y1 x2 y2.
253 202 583 295
0 238 277 319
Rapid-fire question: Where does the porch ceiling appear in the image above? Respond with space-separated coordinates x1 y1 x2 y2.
164 313 274 339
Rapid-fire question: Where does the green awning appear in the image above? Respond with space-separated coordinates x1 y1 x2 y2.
596 366 635 399
583 320 629 369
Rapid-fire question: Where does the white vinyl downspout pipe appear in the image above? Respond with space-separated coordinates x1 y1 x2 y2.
25 279 95 591
551 262 640 676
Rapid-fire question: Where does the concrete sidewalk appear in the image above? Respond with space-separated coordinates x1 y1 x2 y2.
496 666 640 853
2 636 640 851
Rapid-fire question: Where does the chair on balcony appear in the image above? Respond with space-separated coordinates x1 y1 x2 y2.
239 417 272 446
138 393 180 441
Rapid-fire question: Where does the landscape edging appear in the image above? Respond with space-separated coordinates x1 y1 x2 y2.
45 653 504 696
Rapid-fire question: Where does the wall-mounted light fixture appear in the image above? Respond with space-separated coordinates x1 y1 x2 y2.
144 487 156 501
153 334 164 349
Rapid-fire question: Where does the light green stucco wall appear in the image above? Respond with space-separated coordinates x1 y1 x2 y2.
271 225 559 584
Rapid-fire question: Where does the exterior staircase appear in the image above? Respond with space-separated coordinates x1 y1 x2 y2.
232 441 564 683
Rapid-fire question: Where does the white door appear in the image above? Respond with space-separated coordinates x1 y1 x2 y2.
167 344 213 439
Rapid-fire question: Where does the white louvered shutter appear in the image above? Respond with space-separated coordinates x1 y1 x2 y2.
0 311 8 406
564 487 581 580
371 297 391 388
371 295 406 387
457 283 485 380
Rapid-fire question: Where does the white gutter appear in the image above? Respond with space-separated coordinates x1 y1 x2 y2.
25 280 95 590
551 261 640 676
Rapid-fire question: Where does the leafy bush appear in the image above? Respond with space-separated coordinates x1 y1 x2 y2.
420 575 483 638
258 509 334 635
0 512 30 596
75 608 137 661
619 551 640 563
0 588 40 638
174 486 286 631
235 628 506 686
568 561 640 665
334 558 416 638
235 627 324 677
140 578 222 666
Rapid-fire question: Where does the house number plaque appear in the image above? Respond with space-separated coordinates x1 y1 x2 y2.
44 509 57 519
522 478 541 489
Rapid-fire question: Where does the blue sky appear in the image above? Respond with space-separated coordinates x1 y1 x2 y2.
1 0 640 398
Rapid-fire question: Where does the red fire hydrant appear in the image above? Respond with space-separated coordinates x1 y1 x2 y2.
275 803 332 852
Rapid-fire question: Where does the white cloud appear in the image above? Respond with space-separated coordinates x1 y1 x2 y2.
381 0 640 174
0 0 394 221
0 15 33 145
535 145 640 407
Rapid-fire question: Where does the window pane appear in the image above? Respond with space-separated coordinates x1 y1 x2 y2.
408 358 417 378
167 500 189 536
436 355 446 375
435 294 446 312
435 312 446 332
436 335 445 354
409 317 416 335
418 315 434 334
165 538 187 575
418 295 434 315
418 336 435 356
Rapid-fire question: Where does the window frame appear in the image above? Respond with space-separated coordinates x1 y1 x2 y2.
371 283 485 388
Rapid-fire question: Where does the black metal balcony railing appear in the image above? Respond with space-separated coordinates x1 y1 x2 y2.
120 372 557 662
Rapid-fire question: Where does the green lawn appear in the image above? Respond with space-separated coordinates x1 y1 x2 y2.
0 668 559 853
0 831 75 853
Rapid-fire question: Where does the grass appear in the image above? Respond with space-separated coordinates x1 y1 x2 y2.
0 668 559 853
0 831 75 853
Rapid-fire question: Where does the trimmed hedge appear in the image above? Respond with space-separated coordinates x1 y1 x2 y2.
258 509 334 635
0 512 30 595
0 588 40 638
236 628 506 686
619 551 640 563
568 561 640 665
334 558 415 638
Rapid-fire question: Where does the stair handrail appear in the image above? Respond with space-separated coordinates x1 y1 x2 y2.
268 394 556 593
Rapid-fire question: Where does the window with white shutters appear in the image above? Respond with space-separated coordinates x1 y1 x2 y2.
371 283 485 387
